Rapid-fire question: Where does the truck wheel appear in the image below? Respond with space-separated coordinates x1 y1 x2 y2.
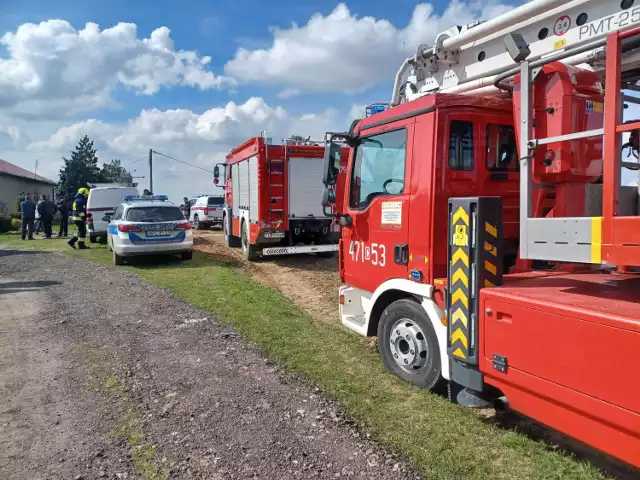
241 221 259 261
223 215 240 248
377 299 444 390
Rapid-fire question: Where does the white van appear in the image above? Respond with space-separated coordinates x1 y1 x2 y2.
87 186 139 242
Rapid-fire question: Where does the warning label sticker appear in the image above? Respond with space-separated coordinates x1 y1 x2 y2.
381 201 402 225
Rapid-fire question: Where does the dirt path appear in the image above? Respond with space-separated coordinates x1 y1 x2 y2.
193 230 342 322
0 250 416 480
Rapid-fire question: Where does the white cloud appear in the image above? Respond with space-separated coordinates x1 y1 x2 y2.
224 1 513 95
23 97 337 202
0 19 234 118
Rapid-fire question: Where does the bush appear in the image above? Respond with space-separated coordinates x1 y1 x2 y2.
11 218 21 231
0 214 12 233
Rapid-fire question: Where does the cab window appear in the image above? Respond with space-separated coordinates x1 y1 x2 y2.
486 124 518 171
349 129 407 209
449 121 474 171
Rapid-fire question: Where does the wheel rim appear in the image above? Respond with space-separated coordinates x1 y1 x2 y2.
242 225 248 253
389 318 429 374
193 216 199 228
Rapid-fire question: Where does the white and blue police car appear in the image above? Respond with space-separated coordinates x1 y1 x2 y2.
105 195 193 265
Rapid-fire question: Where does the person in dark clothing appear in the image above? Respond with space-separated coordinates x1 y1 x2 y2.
182 197 191 219
20 194 36 240
38 194 57 239
57 198 70 237
67 187 90 249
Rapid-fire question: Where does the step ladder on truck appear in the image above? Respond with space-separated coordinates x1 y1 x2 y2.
321 0 640 468
213 132 347 261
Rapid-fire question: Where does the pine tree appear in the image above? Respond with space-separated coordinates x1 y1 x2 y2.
57 135 101 200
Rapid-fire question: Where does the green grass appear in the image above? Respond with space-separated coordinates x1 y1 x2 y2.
0 232 611 480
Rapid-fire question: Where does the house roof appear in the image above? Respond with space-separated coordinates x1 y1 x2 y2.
0 159 57 185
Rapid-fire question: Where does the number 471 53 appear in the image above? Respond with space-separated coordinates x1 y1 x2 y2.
348 240 386 267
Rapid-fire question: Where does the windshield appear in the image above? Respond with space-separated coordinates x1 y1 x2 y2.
126 206 184 222
207 197 224 205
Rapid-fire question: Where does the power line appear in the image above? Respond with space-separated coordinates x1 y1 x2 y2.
152 150 212 173
123 155 148 167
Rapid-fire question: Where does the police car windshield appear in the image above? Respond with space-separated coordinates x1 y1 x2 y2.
207 197 224 205
126 206 184 222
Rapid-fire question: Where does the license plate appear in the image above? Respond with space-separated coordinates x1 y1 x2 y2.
146 230 172 237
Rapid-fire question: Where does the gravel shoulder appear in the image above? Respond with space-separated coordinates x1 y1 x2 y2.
0 250 417 480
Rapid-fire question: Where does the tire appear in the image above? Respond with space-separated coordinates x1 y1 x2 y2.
241 221 259 261
224 214 240 248
113 249 125 266
181 250 193 261
89 234 97 244
99 236 107 244
193 215 207 230
377 298 444 390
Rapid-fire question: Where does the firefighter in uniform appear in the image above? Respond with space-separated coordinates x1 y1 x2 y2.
67 187 90 250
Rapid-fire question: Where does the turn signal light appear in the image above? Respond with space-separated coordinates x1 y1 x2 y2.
339 295 345 305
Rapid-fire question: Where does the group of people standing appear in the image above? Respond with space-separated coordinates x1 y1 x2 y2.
19 194 70 240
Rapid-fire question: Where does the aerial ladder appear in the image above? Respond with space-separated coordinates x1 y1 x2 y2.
386 0 640 469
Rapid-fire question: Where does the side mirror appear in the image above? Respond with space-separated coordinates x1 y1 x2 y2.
321 187 335 207
322 135 347 186
102 215 111 222
213 165 220 179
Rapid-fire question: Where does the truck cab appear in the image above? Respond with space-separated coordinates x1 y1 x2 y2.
323 94 520 388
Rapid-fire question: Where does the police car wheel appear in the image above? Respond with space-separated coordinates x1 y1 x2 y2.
181 250 193 261
113 249 125 266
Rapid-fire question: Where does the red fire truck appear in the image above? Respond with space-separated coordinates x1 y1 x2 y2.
322 0 640 469
214 134 346 260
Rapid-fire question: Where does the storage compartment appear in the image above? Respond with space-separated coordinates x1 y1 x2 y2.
288 157 328 219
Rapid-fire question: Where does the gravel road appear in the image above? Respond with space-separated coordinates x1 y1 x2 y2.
0 250 418 480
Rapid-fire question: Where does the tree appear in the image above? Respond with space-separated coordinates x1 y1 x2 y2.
57 135 101 200
99 159 131 183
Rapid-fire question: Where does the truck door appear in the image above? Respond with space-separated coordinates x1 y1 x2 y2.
342 123 413 293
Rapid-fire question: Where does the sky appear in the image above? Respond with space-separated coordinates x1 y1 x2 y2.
0 0 636 203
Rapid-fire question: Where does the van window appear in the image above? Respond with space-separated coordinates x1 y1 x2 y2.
349 129 407 209
449 121 474 171
208 197 224 206
126 206 184 222
486 124 518 171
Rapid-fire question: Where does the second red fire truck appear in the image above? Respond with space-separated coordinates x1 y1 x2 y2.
214 134 347 260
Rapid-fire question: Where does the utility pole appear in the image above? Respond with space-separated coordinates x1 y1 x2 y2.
148 149 153 194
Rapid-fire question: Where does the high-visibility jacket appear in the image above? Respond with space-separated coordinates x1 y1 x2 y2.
71 192 87 221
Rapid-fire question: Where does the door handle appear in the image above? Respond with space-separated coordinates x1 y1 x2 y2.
339 214 352 227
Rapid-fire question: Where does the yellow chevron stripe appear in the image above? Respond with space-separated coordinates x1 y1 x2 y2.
484 241 497 256
485 260 497 275
451 248 469 267
485 279 495 288
452 348 466 359
451 268 468 288
451 288 469 309
485 222 498 238
452 206 470 226
590 216 602 264
451 328 468 349
451 308 468 327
